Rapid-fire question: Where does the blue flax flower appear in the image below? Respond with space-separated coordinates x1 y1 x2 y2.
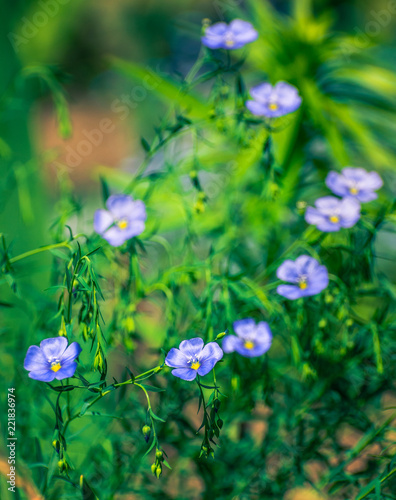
165 338 223 381
326 167 383 202
246 81 302 118
222 319 272 357
201 19 258 50
305 196 361 232
276 255 329 300
94 194 147 247
24 337 82 382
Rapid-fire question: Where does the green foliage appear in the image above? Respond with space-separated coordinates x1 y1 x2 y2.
1 1 396 499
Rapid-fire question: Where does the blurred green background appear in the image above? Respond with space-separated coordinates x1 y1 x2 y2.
1 0 396 499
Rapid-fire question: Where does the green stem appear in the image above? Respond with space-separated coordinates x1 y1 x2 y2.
9 235 84 264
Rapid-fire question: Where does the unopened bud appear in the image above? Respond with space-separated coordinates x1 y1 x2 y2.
318 318 327 329
52 440 60 453
155 450 163 461
142 425 151 443
155 465 162 478
215 331 226 340
151 463 157 475
194 200 205 214
58 459 65 472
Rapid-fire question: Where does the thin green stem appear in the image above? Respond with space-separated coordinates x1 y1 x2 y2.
9 234 84 264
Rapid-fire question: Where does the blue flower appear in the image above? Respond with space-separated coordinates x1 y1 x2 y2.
276 255 329 300
305 196 361 232
201 19 258 50
94 194 147 247
222 319 272 357
326 167 383 203
24 337 82 382
246 81 302 118
165 338 223 381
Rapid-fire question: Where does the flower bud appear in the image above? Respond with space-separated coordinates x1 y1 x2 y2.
58 459 65 472
318 318 327 329
52 439 60 453
151 463 157 475
155 465 162 478
155 450 163 461
215 331 226 340
194 200 205 214
142 425 151 442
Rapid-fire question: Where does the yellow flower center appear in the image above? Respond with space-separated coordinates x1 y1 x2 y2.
299 281 308 290
51 362 62 372
225 39 235 47
244 341 255 350
118 220 129 230
349 187 359 195
329 215 339 223
268 103 278 110
191 361 201 370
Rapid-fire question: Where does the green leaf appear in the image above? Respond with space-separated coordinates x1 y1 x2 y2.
149 408 166 423
141 384 165 393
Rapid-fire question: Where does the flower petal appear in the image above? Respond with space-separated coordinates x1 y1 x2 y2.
199 342 223 364
233 318 256 339
296 255 319 276
277 284 305 300
304 207 327 226
40 337 68 360
171 368 197 381
179 338 204 358
197 357 219 376
325 171 349 197
249 83 273 103
101 227 129 247
339 198 361 228
255 322 273 349
245 100 270 116
305 266 329 294
106 194 135 218
222 335 239 353
24 345 48 371
28 369 57 382
121 220 146 239
315 196 341 213
276 260 299 283
61 342 82 364
165 348 188 368
93 209 114 235
234 341 270 357
55 361 78 380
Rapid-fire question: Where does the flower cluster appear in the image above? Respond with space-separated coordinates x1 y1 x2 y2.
165 319 274 381
305 167 382 232
201 19 302 119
